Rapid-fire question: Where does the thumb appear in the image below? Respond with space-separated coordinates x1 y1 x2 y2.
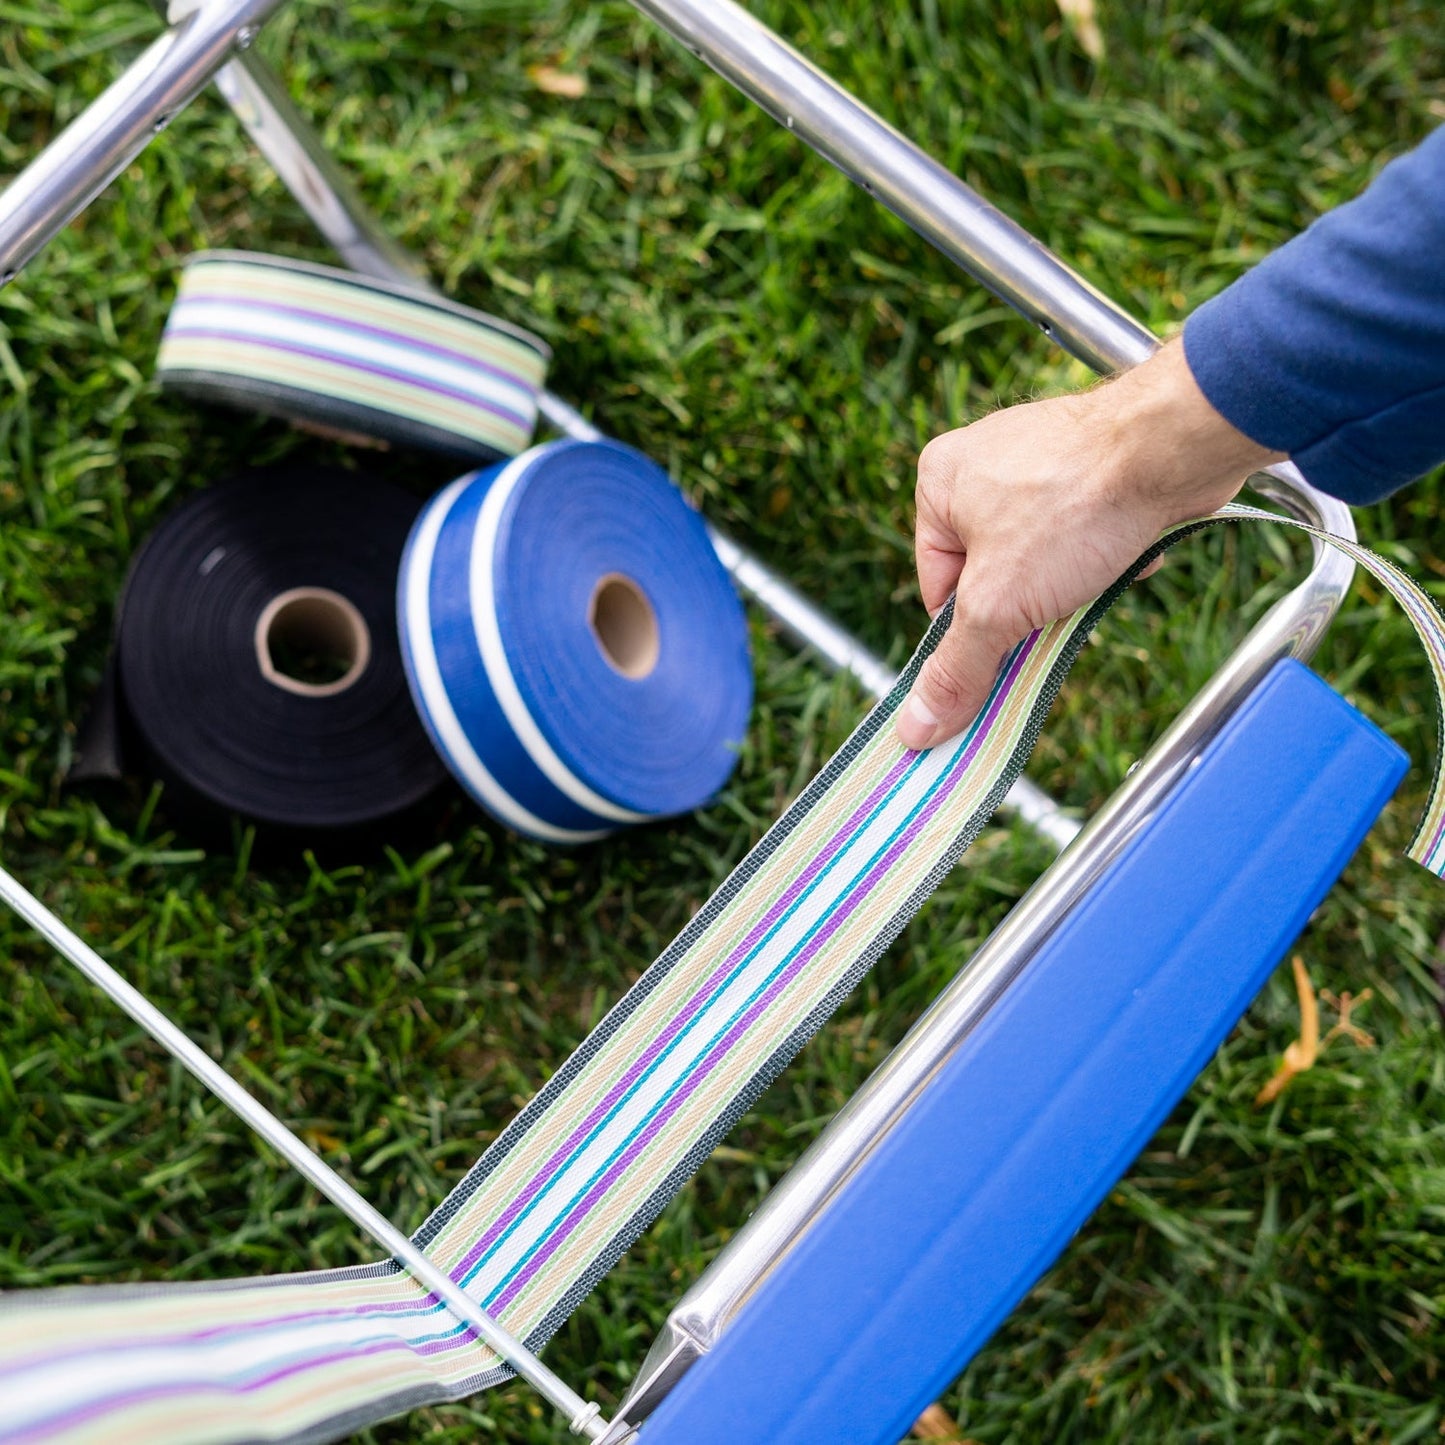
894 596 1023 751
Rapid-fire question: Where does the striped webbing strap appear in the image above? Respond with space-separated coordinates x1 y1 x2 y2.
3 506 1443 1445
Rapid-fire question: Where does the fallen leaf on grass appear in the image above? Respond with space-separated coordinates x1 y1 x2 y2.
911 1404 979 1441
1255 956 1374 1106
1055 0 1105 62
528 65 588 99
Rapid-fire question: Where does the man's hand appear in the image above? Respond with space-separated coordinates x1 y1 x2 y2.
895 339 1285 751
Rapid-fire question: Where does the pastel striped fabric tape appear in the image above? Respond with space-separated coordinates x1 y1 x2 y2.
156 252 551 460
398 438 754 842
3 505 1444 1445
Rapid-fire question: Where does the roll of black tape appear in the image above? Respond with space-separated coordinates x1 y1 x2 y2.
114 466 449 844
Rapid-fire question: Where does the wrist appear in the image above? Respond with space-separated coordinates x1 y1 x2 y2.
1091 338 1285 525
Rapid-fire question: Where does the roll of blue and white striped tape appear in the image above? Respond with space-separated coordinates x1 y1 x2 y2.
398 439 753 842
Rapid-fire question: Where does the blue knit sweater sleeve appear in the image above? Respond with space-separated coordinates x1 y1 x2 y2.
1182 125 1445 505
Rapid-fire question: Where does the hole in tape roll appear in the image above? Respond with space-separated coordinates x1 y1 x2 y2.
588 573 660 680
255 587 372 698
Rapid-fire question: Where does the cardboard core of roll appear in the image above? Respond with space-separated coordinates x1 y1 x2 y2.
256 588 372 698
588 573 660 680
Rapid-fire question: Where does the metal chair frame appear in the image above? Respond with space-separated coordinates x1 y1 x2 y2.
0 2 1358 1438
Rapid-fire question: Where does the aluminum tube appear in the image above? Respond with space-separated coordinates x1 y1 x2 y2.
0 0 291 285
629 0 1155 376
0 864 609 1440
706 527 898 704
212 52 429 284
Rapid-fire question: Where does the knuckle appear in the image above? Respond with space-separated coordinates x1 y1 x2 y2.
953 590 1009 641
921 649 974 715
916 435 954 495
956 571 1031 642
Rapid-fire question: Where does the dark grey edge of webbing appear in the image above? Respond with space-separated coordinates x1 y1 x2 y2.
147 616 956 1440
0 608 946 1445
239 528 1247 1445
458 578 1144 1386
0 622 917 1306
0 655 915 1310
500 592 1124 1357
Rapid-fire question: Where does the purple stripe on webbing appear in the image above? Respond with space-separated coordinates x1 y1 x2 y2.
446 751 919 1283
5 1328 472 1444
1423 804 1445 860
9 634 1041 1436
0 732 926 1407
488 633 1040 1312
162 329 531 430
173 293 539 391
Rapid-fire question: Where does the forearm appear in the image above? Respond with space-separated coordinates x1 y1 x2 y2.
900 126 1445 750
1183 124 1445 503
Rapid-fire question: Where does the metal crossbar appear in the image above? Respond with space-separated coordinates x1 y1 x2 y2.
0 1 1359 1438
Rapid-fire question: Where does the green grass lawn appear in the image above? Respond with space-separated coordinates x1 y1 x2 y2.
3 0 1444 1439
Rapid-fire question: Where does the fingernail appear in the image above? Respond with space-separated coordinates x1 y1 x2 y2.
895 692 939 751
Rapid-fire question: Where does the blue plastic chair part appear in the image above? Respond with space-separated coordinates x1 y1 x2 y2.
643 659 1407 1445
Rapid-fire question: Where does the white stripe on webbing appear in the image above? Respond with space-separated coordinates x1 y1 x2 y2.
469 446 651 826
401 475 608 845
165 298 538 416
456 725 970 1297
3 1310 431 1433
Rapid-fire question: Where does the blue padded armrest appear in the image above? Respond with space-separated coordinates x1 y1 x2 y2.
644 659 1407 1445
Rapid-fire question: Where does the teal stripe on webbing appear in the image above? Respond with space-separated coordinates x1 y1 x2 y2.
485 634 1042 1315
457 748 926 1288
474 736 956 1299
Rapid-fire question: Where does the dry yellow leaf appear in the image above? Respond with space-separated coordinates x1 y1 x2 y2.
912 1403 978 1441
1055 0 1105 62
1255 956 1374 1107
528 65 588 99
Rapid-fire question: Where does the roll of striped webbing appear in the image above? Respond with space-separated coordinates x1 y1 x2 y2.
398 438 754 842
156 252 551 461
3 504 1443 1445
